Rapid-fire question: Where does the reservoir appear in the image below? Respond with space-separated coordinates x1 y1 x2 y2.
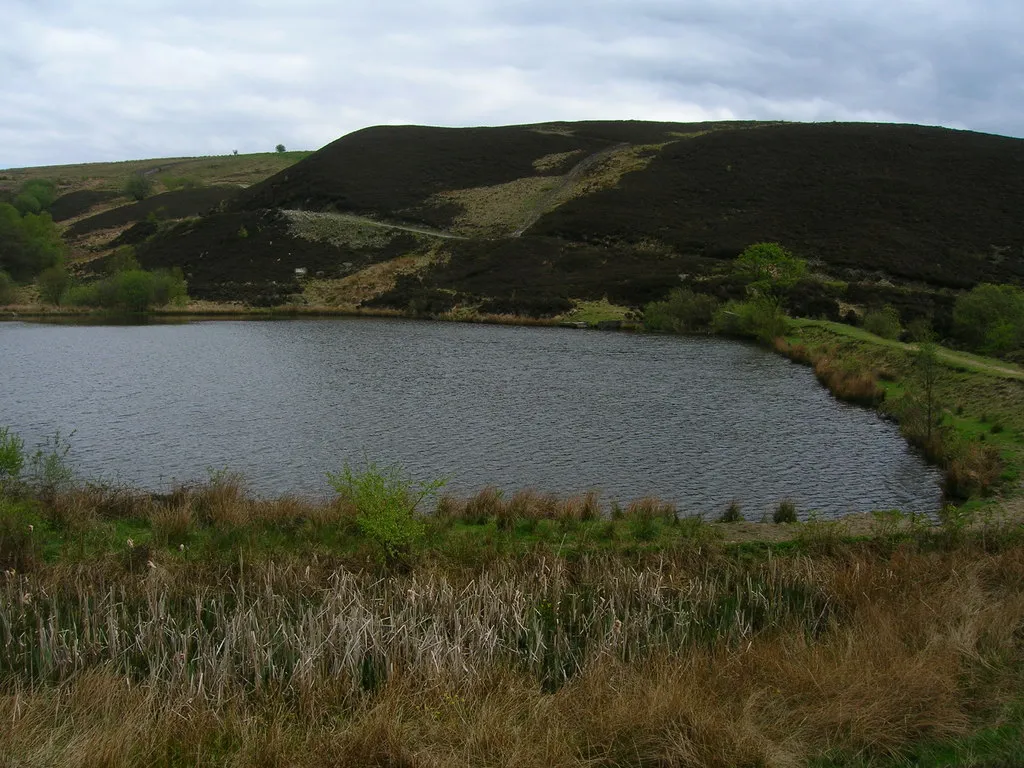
0 317 942 518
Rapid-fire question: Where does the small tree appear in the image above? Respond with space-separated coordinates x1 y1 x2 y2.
713 295 789 344
643 288 719 333
105 245 141 275
953 283 1024 356
863 305 903 340
326 461 445 566
0 427 25 494
275 144 286 153
735 242 808 294
914 342 942 444
123 173 154 202
37 265 70 305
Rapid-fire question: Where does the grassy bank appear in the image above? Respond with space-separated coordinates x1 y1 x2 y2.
777 319 1024 514
1 473 1023 766
2 313 1024 765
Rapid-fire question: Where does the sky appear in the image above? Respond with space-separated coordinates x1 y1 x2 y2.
2 0 1022 168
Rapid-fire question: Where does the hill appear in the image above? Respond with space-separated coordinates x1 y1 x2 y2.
7 123 1024 326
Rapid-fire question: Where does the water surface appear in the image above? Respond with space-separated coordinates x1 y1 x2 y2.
0 317 942 517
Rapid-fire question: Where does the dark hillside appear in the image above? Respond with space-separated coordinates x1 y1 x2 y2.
65 186 240 238
104 120 1024 309
367 236 721 316
529 123 1024 288
230 121 717 226
49 190 120 222
135 210 420 304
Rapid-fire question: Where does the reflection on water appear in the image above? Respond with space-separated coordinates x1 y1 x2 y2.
0 317 943 517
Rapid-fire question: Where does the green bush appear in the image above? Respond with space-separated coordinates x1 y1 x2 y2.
326 461 445 565
718 500 743 523
643 288 720 333
953 283 1024 356
712 295 789 344
0 427 25 494
105 245 141 275
773 500 798 524
123 174 154 202
19 179 57 210
65 268 188 312
27 431 75 500
735 242 807 293
862 305 903 340
12 180 57 216
36 265 70 305
0 269 14 305
906 317 935 342
13 192 41 215
0 204 65 281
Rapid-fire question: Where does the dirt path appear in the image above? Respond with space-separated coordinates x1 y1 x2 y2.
511 143 631 237
798 320 1024 380
299 211 467 240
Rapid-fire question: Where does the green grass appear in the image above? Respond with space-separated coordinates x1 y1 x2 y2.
812 704 1024 766
559 298 633 325
1 151 313 192
793 319 1024 379
786 319 1024 512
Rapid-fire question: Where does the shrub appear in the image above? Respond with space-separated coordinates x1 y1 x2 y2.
643 288 719 333
326 461 445 565
123 173 154 202
0 204 64 280
772 500 798 524
735 242 807 292
719 500 743 523
65 268 188 311
26 431 76 500
18 179 57 211
105 245 141 275
0 427 25 494
36 265 70 305
0 498 37 571
13 192 41 215
0 269 14 305
953 283 1024 356
862 305 903 339
713 295 789 344
906 317 935 342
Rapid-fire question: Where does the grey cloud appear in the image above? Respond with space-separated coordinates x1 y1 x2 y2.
1 0 1022 168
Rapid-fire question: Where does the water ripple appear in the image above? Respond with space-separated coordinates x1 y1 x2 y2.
0 318 943 517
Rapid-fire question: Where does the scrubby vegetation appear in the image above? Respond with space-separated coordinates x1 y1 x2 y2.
123 172 154 201
0 424 1022 767
66 267 188 311
0 201 65 281
862 304 903 340
643 287 719 332
954 282 1024 358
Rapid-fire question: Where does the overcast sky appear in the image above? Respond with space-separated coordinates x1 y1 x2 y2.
2 0 1022 168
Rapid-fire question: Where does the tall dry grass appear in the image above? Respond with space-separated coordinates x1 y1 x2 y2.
2 542 1023 766
774 338 885 406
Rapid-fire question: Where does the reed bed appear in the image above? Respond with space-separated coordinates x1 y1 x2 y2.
774 337 885 406
1 543 1022 766
1 553 835 696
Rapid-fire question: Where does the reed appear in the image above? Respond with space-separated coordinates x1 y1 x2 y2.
1 543 1022 766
